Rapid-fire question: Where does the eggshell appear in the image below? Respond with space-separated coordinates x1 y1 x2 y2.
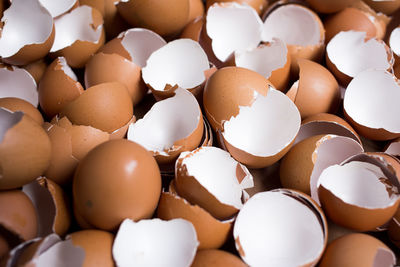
206 0 267 15
0 0 55 66
180 16 204 41
22 59 47 85
157 191 232 249
388 204 400 247
73 139 161 231
174 146 253 220
0 190 38 243
0 235 9 259
188 0 205 22
286 59 340 118
0 98 44 125
39 0 78 17
363 0 400 14
38 57 84 118
319 233 396 267
60 82 133 135
116 0 190 37
318 153 400 231
305 0 355 13
50 6 105 68
0 109 51 190
191 249 247 267
68 230 114 267
23 177 71 237
385 137 400 157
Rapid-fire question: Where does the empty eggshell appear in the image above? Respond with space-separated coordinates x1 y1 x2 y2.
326 31 393 85
0 0 54 66
39 0 78 17
389 26 400 63
262 3 325 74
60 82 134 136
38 57 84 118
343 69 400 140
113 218 198 267
233 189 327 267
0 65 38 107
385 137 400 157
0 98 44 125
142 38 209 99
174 146 254 220
286 59 340 118
127 87 203 164
191 249 247 267
0 109 51 190
73 139 161 231
318 153 400 231
319 233 396 267
23 177 71 237
280 134 364 197
22 59 47 85
363 0 400 14
205 2 263 66
295 113 361 145
157 190 232 249
305 0 355 13
234 38 291 92
50 5 105 68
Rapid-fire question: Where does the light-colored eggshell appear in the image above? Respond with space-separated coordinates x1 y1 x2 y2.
116 0 190 37
38 57 84 118
206 0 267 15
73 139 161 231
68 230 114 267
22 59 47 85
60 82 133 134
0 97 44 125
157 191 232 249
191 249 247 267
287 59 340 118
305 0 355 13
319 233 396 267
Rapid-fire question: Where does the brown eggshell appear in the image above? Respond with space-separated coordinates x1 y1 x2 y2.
0 190 38 242
181 17 204 42
22 59 47 85
203 67 271 131
38 57 84 118
363 0 400 15
191 249 246 267
0 235 9 259
0 97 44 125
117 0 190 38
206 0 267 15
306 0 355 13
68 230 114 267
287 42 325 77
73 139 161 231
50 8 106 68
0 113 52 190
269 49 291 92
388 206 400 247
60 82 133 134
2 26 55 66
319 233 396 267
287 59 340 119
188 0 205 22
98 36 131 60
84 52 147 106
157 191 232 249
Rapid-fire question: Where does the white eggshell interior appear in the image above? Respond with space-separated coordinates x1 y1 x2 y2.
127 88 201 155
51 6 103 52
262 4 321 46
373 247 397 267
385 140 400 157
234 38 288 79
118 28 166 67
113 218 198 267
344 69 400 133
389 27 400 57
326 31 391 78
142 38 209 91
222 88 300 157
58 57 77 81
178 146 254 209
39 0 77 18
233 191 325 267
0 0 53 58
206 2 263 62
0 108 23 143
318 161 400 209
0 66 38 107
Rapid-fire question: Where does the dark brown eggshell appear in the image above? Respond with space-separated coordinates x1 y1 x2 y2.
191 249 247 267
363 0 400 15
0 97 44 125
306 0 355 13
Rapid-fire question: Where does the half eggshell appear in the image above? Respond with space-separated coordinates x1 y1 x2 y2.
22 59 47 85
0 97 44 125
39 0 78 17
191 249 247 267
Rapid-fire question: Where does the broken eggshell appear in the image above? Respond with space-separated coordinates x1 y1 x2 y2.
112 218 198 267
363 0 400 15
39 0 78 18
385 137 400 157
318 153 400 231
38 57 84 119
206 0 267 15
127 87 203 164
0 0 54 66
22 59 47 85
233 189 327 267
305 0 355 13
0 97 44 125
191 249 247 267
49 5 105 68
174 146 254 220
343 69 400 141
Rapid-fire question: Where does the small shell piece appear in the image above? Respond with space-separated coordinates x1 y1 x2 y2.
319 233 396 267
233 189 327 267
112 218 198 267
0 0 54 65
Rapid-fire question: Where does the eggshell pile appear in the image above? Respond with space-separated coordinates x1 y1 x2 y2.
3 0 400 265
